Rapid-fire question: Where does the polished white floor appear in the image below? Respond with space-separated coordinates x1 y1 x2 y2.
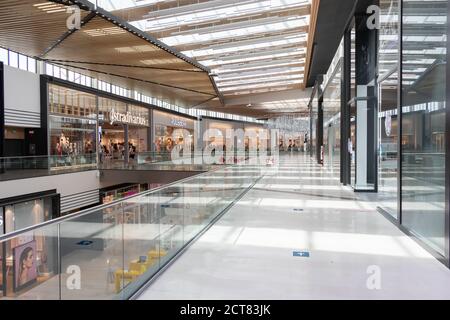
138 154 450 300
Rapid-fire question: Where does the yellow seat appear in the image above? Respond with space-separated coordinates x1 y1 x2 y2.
114 269 140 293
147 249 167 260
114 250 168 293
129 261 147 275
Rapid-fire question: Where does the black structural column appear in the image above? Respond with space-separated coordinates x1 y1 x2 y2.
353 4 378 191
0 62 4 159
39 75 49 157
341 29 352 185
0 62 4 175
316 76 324 165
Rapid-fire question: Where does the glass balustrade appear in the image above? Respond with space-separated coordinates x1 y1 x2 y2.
0 164 267 300
0 150 274 181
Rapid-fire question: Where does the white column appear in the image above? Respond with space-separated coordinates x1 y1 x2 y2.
356 85 368 188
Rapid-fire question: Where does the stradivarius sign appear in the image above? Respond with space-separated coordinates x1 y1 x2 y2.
110 109 149 127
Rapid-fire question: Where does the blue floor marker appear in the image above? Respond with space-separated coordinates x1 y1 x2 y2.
77 240 94 246
293 251 310 258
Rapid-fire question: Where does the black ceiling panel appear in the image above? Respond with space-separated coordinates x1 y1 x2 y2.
306 0 357 87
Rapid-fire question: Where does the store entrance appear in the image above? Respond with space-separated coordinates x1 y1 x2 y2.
128 126 149 161
100 123 126 163
100 124 149 164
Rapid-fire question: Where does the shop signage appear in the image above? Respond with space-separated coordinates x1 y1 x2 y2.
110 109 149 127
171 118 187 127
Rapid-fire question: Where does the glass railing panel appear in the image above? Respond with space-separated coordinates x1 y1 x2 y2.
0 225 59 300
119 194 162 299
59 203 124 300
0 155 97 181
50 154 97 170
182 177 204 244
154 187 185 268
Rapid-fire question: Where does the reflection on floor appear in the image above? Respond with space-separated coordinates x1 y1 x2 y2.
139 153 450 300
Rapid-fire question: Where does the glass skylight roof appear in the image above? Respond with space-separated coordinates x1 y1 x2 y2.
92 0 312 98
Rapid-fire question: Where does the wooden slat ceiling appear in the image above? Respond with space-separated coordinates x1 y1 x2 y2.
0 0 222 109
0 0 91 56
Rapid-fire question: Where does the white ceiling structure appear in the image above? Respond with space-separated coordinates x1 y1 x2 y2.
93 0 313 117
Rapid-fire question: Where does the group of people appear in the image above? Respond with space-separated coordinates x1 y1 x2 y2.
279 140 300 152
100 141 137 162
278 134 309 152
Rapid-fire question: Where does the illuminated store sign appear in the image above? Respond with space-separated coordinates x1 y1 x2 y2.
171 119 187 127
110 109 149 127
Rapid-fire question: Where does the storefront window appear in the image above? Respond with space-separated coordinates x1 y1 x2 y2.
49 84 96 119
4 200 49 233
49 116 97 167
48 84 97 168
401 0 447 254
101 183 148 205
153 111 195 154
0 194 58 298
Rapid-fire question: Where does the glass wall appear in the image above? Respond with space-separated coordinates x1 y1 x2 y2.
401 0 447 254
153 110 195 154
378 72 399 218
49 83 150 165
49 116 97 162
311 90 319 158
49 84 97 168
378 0 400 218
323 39 343 177
3 199 53 233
